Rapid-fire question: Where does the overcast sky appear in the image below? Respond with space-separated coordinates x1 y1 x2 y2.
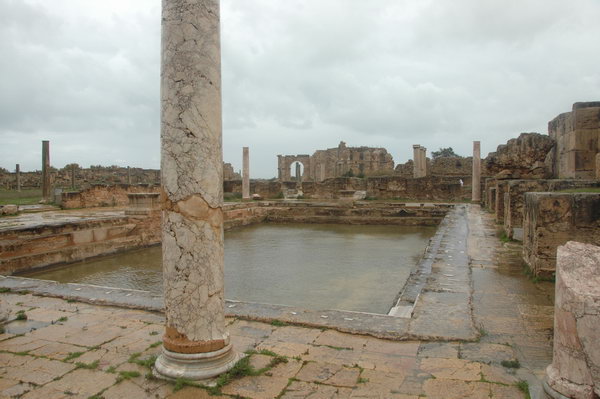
1 0 599 178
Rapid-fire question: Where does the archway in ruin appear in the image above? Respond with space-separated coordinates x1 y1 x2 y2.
290 161 305 182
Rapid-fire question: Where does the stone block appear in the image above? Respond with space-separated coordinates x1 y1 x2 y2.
545 241 600 399
0 205 18 215
572 105 600 130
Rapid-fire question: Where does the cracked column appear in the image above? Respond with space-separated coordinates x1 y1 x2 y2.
154 0 240 381
472 141 481 203
15 164 20 192
242 147 250 200
42 141 50 202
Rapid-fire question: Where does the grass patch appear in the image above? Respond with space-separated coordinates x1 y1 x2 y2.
56 316 68 323
75 360 99 370
106 366 117 374
0 287 10 293
0 189 42 205
129 353 157 369
501 359 521 369
15 310 27 321
515 380 531 399
173 377 202 392
64 352 84 362
477 324 488 338
270 320 288 327
149 331 159 336
148 341 162 349
357 377 369 384
117 370 141 382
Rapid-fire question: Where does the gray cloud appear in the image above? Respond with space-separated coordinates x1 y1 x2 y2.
1 0 599 177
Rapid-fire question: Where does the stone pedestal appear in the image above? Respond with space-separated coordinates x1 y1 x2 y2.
544 241 600 399
42 140 50 201
155 0 240 381
242 147 250 200
472 141 481 203
125 193 160 216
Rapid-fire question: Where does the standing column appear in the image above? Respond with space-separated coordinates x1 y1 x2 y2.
15 164 21 192
420 147 427 177
41 140 50 201
413 145 421 178
154 0 240 380
295 162 301 182
70 164 76 190
472 141 481 203
127 166 132 185
242 147 250 200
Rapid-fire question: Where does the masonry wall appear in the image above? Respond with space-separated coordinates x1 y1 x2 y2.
61 184 161 209
549 102 600 179
522 193 600 276
0 213 161 275
503 179 600 238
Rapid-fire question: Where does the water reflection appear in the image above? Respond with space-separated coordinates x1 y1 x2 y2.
23 223 435 314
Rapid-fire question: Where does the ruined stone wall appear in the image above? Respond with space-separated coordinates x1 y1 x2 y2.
279 141 394 182
223 180 283 199
0 167 161 190
549 102 600 179
503 179 600 238
223 163 241 180
0 213 160 275
483 132 555 179
394 157 473 177
61 184 161 209
523 192 600 276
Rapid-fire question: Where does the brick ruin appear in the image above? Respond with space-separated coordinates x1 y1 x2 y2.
277 141 395 182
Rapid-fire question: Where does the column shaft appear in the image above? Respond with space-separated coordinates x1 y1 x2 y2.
15 164 20 192
472 141 481 202
155 0 239 380
42 141 50 201
242 147 250 199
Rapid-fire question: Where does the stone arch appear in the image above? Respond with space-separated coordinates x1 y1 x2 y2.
277 154 311 181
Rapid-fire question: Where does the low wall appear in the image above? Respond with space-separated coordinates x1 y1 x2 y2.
503 179 600 238
62 184 160 209
1 201 450 275
523 193 600 276
262 201 448 226
225 176 472 201
0 212 160 275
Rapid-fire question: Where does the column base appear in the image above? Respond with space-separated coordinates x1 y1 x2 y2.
544 365 597 399
153 343 242 381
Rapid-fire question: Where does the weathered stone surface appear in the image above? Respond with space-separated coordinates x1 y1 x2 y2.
545 241 600 399
483 132 555 179
0 205 17 215
523 193 600 276
549 102 600 179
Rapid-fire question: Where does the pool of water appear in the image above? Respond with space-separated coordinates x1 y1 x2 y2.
23 223 436 314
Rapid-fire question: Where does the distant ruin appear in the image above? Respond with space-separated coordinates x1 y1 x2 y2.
277 141 395 182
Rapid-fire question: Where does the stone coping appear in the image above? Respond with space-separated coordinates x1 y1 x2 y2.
0 273 476 342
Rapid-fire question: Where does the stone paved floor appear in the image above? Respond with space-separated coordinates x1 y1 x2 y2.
0 205 554 398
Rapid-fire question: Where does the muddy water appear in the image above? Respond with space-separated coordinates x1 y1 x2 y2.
23 223 436 314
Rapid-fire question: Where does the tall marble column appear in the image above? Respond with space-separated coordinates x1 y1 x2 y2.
41 141 50 201
242 147 250 200
472 141 481 203
154 0 240 380
413 145 421 178
420 147 427 177
15 164 20 192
